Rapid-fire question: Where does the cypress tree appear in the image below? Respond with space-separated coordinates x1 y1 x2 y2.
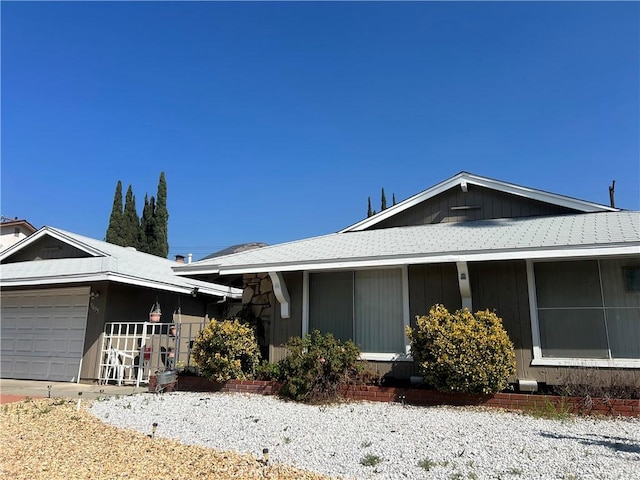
381 188 387 211
367 197 373 217
122 185 140 248
392 193 396 206
139 194 154 254
154 172 169 258
105 181 125 246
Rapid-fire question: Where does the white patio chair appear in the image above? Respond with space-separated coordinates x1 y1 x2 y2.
103 348 135 386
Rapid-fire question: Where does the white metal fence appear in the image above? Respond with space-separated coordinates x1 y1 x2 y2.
98 320 206 387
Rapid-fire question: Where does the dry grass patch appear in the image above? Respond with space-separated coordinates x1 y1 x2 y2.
0 398 333 480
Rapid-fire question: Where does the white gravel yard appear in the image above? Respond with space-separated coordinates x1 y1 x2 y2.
90 392 640 480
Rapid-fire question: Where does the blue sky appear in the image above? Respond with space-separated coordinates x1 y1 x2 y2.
2 1 638 260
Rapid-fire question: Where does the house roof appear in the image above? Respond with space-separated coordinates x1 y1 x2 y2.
0 218 38 234
174 211 640 275
0 226 242 298
342 172 618 232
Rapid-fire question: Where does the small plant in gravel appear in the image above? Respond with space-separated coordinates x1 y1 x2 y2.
407 304 516 394
418 458 438 471
275 330 361 403
360 440 372 448
527 397 573 420
360 453 382 467
191 318 261 382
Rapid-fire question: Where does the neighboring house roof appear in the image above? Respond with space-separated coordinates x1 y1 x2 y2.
175 211 640 275
200 242 269 261
0 226 242 298
342 172 618 232
0 218 38 233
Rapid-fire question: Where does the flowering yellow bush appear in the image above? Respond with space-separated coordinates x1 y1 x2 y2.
191 318 260 382
406 304 516 394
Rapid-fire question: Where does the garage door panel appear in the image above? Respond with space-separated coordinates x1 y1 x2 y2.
1 287 89 381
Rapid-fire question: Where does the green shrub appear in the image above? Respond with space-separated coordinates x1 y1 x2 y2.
255 360 283 381
406 304 516 394
191 318 261 382
277 330 361 402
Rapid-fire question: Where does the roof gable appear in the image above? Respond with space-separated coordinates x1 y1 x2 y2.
0 227 242 298
342 172 618 232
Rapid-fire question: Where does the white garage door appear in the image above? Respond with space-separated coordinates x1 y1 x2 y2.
1 287 90 381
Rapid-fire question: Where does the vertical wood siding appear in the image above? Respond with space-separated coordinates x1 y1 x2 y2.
270 271 303 362
469 261 532 380
408 263 461 324
372 185 576 229
5 237 90 262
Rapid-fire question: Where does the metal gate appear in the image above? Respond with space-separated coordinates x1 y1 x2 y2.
98 320 205 387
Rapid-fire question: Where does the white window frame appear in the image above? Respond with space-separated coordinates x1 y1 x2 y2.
526 259 640 368
302 266 412 362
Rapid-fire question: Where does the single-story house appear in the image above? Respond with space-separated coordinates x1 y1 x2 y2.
175 172 640 389
0 227 242 382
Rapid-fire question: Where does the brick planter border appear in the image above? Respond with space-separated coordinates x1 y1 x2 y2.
148 375 639 417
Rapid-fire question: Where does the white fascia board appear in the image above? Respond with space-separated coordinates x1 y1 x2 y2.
341 174 468 232
103 273 241 298
214 244 640 275
467 175 618 213
0 227 105 261
0 272 240 298
341 172 617 233
172 263 222 276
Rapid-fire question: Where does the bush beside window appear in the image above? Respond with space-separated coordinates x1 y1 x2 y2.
191 318 261 383
274 330 362 403
407 305 516 394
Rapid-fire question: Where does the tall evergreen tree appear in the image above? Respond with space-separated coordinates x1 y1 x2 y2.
122 185 140 249
381 188 387 211
139 194 154 254
153 172 169 258
105 181 125 246
367 197 373 217
392 193 396 206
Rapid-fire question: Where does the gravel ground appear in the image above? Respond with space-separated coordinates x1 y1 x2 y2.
89 391 640 480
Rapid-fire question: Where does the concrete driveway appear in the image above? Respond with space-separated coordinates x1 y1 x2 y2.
0 378 147 404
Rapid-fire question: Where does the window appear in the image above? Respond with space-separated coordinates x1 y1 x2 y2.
308 269 406 355
623 267 640 292
14 227 20 237
531 259 640 364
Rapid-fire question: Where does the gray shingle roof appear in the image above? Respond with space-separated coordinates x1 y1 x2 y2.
176 212 640 275
0 227 241 297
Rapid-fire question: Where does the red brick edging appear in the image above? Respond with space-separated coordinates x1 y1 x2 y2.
151 376 640 417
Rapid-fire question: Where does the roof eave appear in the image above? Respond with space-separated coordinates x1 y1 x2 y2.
0 271 242 298
212 243 640 275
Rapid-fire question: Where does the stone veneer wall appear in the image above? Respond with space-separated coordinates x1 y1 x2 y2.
242 273 273 321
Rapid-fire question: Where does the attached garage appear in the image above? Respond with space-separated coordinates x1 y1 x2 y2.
1 287 90 381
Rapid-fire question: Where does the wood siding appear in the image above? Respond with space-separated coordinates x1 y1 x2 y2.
408 264 461 323
83 283 214 381
372 185 576 229
468 261 532 381
4 237 90 262
270 272 303 362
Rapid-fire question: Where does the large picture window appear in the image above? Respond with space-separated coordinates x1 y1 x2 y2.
532 259 640 363
308 269 406 354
